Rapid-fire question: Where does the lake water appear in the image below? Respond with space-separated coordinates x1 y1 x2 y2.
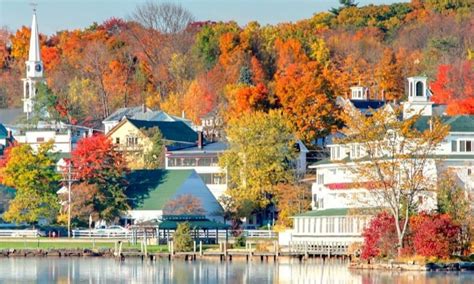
0 257 473 283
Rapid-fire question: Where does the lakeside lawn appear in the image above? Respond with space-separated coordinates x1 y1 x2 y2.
0 240 169 253
0 239 222 253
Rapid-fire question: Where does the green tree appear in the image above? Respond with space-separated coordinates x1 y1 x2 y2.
173 222 193 252
26 83 61 127
437 170 472 253
219 110 297 218
0 143 61 224
143 127 166 169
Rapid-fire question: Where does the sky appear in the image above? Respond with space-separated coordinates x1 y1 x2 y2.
1 0 409 35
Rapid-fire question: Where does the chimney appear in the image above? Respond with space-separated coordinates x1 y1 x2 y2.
197 131 203 149
142 103 146 113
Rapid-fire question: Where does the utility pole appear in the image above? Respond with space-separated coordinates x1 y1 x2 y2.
67 162 72 238
62 161 76 238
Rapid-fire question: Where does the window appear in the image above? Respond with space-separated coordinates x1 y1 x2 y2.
467 141 472 152
115 137 120 144
317 173 324 185
468 169 472 176
418 196 423 205
416 81 423 97
126 136 138 147
451 140 457 152
36 137 44 143
460 141 466 152
198 173 226 185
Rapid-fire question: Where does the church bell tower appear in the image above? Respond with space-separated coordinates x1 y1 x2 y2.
22 7 44 120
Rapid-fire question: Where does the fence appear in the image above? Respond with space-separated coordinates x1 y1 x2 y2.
71 229 277 240
289 241 349 256
0 229 42 238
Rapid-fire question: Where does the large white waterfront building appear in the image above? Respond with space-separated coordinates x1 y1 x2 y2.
290 76 474 245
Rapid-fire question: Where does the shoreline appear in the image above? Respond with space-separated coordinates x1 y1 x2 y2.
349 260 474 272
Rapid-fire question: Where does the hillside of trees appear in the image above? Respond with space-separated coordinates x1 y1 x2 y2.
0 0 472 143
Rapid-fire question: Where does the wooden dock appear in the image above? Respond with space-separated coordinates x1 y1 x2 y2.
115 240 351 262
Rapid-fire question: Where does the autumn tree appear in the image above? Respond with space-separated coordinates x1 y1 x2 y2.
340 107 450 256
0 143 61 224
273 183 311 228
219 110 297 219
410 213 461 258
275 60 340 143
374 48 404 100
71 134 129 222
437 170 472 253
431 61 474 115
163 194 205 215
58 182 99 227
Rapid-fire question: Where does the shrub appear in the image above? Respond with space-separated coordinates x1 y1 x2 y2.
361 211 398 260
410 213 461 259
173 222 193 252
235 234 246 247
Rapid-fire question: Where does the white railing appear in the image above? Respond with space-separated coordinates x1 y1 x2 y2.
289 241 349 255
71 229 277 239
72 230 134 239
243 230 277 239
0 229 42 238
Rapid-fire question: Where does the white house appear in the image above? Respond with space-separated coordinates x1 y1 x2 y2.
290 76 474 246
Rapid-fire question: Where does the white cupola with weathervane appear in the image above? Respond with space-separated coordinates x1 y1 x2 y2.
403 76 433 119
22 8 44 120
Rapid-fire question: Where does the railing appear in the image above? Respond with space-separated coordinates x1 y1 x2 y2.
0 229 42 238
72 230 134 239
289 241 349 255
243 230 278 239
71 229 277 239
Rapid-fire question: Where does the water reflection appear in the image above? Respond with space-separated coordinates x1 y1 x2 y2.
0 257 472 283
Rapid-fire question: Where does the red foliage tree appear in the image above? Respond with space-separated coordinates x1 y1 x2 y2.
70 134 129 221
431 61 474 115
410 213 461 259
361 211 398 260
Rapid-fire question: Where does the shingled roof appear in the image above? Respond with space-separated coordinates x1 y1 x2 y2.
127 118 198 144
414 116 474 132
125 169 223 214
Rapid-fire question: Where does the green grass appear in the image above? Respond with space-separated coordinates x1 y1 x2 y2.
0 240 169 253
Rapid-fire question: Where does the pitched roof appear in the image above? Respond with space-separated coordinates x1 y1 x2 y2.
126 169 195 211
0 124 8 139
128 118 197 144
350 100 387 113
125 169 223 215
103 106 150 122
169 141 228 153
0 108 23 127
414 116 474 132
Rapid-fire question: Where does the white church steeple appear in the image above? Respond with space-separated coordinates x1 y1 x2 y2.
22 7 44 119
